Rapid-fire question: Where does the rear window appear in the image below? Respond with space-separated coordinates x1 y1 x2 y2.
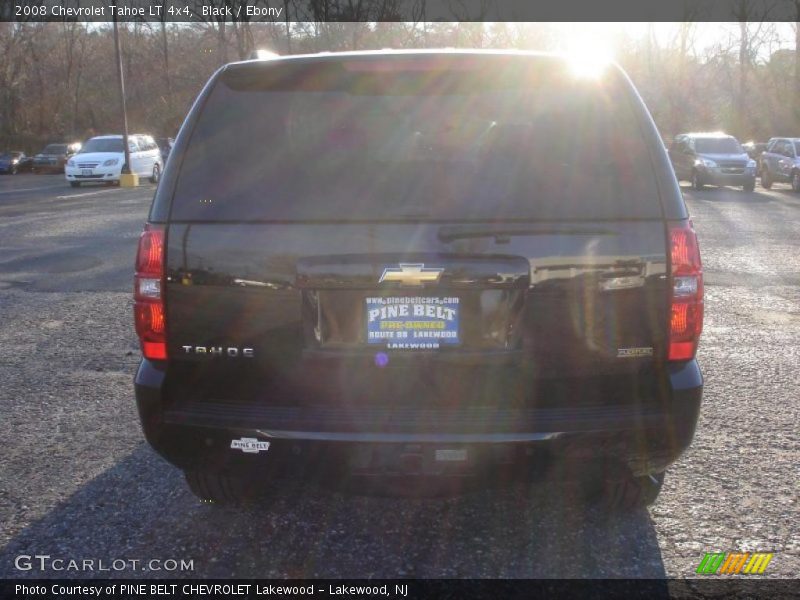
171 56 661 221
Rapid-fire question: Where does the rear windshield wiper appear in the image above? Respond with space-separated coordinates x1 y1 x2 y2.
437 225 617 243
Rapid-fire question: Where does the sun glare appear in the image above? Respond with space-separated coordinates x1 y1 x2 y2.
559 26 615 78
255 49 280 60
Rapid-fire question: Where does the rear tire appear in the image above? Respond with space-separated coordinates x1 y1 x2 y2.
792 171 800 193
583 470 665 512
184 469 260 505
601 471 665 511
69 181 80 188
761 169 772 189
691 170 705 191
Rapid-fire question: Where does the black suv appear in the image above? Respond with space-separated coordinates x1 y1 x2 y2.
669 132 756 191
134 51 704 508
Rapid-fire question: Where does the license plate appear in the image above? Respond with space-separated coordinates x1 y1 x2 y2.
366 296 460 349
81 169 92 176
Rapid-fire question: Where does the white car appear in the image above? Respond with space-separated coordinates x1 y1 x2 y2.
65 134 162 187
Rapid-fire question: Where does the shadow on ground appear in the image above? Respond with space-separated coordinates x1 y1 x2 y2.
0 444 668 582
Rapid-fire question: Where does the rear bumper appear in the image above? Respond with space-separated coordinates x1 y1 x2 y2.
135 360 703 476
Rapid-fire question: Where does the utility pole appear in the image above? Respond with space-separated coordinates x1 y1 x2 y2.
113 16 137 186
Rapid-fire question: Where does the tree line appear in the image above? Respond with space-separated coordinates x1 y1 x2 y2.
1 19 800 152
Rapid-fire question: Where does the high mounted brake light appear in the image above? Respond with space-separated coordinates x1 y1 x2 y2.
134 224 167 360
343 57 479 72
668 220 703 361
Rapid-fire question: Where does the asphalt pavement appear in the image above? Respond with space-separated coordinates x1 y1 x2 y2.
0 173 797 579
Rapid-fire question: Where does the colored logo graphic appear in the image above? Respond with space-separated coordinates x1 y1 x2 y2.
696 552 774 575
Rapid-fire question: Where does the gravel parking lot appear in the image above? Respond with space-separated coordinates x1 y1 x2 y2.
0 173 797 579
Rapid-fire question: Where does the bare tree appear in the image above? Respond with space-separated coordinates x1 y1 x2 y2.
4 19 800 152
0 24 31 141
793 4 800 129
731 1 779 137
158 19 174 131
58 22 89 138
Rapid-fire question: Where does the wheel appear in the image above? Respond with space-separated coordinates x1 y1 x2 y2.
792 171 800 193
149 163 160 184
10 165 17 175
599 471 665 511
743 180 755 193
691 170 705 191
183 469 260 504
760 169 772 189
69 181 80 188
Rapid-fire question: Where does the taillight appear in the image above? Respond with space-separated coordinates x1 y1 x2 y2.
668 220 703 361
134 224 167 360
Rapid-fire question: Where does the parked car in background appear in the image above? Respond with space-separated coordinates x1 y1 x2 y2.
668 132 756 191
0 151 28 174
17 153 35 172
32 143 79 173
759 137 800 192
65 134 162 187
156 137 174 164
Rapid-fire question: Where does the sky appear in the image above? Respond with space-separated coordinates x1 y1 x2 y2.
547 22 797 60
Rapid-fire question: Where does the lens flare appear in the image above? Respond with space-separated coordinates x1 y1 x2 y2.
563 35 613 78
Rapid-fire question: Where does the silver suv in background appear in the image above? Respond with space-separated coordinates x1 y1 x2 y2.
759 137 800 192
668 132 756 192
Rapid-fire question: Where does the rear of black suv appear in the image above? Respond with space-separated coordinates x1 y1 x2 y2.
134 51 703 507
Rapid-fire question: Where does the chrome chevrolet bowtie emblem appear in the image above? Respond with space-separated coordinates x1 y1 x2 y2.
379 263 443 286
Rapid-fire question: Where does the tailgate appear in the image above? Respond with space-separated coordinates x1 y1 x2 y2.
163 221 668 409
